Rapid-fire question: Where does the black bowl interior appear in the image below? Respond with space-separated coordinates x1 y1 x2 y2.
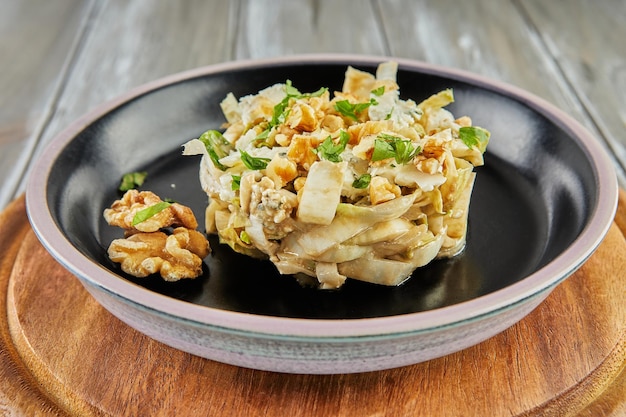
46 60 596 319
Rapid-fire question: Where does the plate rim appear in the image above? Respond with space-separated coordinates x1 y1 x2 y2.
25 53 619 338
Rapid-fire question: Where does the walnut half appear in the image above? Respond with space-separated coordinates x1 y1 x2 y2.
108 228 210 281
104 190 210 281
103 189 198 233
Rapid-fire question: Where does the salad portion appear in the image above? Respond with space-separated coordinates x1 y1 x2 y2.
184 62 489 289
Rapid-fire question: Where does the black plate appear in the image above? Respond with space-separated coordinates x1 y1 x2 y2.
45 58 597 319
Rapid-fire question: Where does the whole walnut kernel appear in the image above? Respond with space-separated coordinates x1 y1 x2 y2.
104 190 210 280
108 228 210 281
104 189 198 232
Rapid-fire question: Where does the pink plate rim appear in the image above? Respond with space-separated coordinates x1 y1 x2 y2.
26 54 618 339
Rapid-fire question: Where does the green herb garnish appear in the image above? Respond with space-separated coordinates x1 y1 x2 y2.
239 230 251 244
131 201 171 226
271 99 291 127
314 130 350 162
119 171 147 192
240 150 271 170
334 98 378 121
255 128 270 141
270 81 328 128
371 133 421 165
286 80 327 100
371 86 385 96
198 130 233 171
231 175 241 190
459 126 490 152
352 173 371 189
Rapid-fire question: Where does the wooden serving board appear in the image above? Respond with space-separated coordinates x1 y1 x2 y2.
1 192 625 417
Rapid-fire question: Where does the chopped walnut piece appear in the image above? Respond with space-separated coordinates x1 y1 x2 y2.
266 155 298 189
286 102 317 132
369 176 401 205
287 135 318 170
104 189 198 232
107 228 210 281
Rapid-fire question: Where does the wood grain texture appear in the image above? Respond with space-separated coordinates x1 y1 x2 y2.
375 0 626 187
0 191 624 416
0 0 92 209
17 0 239 197
234 0 388 59
0 197 65 415
517 0 626 182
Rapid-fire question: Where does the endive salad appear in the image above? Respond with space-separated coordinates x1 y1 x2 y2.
184 62 489 289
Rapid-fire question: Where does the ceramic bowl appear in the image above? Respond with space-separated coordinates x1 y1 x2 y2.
26 55 618 374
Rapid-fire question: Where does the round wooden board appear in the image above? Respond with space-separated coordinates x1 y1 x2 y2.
1 193 625 417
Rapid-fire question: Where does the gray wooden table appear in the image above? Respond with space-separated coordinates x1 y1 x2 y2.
1 0 624 211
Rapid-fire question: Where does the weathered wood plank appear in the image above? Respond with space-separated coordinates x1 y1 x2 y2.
0 0 93 209
375 0 626 186
234 0 388 59
14 0 390 198
15 0 239 196
376 0 578 99
517 0 626 184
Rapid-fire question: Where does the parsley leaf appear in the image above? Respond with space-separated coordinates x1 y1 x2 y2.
306 86 328 98
371 86 385 96
372 134 421 165
459 126 490 152
284 79 301 97
352 173 371 189
271 98 291 127
132 201 171 226
231 175 241 190
270 81 328 128
371 137 396 161
287 80 327 99
199 130 233 171
314 130 350 162
334 98 378 121
119 171 147 192
255 128 270 141
240 150 271 170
